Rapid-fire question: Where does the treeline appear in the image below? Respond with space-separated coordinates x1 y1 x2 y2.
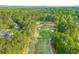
0 8 37 54
0 7 79 54
51 8 79 54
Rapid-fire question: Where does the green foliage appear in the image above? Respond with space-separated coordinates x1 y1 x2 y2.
0 7 79 54
0 8 36 54
51 11 79 53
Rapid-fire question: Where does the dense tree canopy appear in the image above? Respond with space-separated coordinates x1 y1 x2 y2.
0 7 79 54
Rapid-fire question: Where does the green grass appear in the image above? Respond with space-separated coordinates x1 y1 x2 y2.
33 26 53 54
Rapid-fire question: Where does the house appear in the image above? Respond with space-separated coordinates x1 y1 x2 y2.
0 29 14 39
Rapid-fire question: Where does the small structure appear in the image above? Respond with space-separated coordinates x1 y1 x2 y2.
0 29 14 39
51 30 54 32
14 24 20 31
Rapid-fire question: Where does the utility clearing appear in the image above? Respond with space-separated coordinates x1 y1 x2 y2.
29 22 54 54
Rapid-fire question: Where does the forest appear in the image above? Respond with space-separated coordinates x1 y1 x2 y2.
0 7 79 54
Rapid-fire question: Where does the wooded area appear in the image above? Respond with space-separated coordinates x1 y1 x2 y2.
0 7 79 54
